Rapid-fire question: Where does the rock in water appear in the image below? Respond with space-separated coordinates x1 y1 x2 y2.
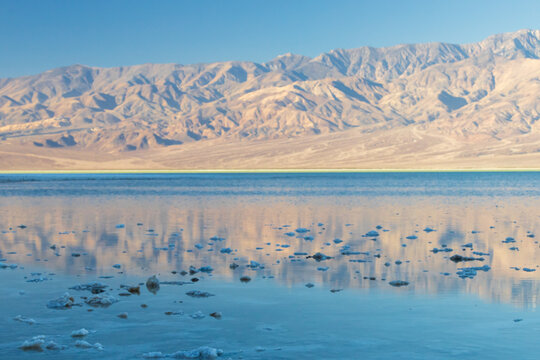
71 328 90 337
14 315 36 325
146 275 160 294
449 254 484 263
75 340 104 350
210 312 222 319
45 341 66 350
69 282 108 294
46 293 75 309
142 346 223 359
84 294 118 307
186 290 215 298
20 336 45 351
190 311 205 319
364 230 380 237
310 252 332 261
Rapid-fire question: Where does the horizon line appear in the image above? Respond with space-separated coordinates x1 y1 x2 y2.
1 168 540 174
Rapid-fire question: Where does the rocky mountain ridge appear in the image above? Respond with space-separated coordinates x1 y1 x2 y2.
0 29 539 169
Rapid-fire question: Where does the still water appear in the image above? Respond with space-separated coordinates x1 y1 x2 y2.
0 173 539 359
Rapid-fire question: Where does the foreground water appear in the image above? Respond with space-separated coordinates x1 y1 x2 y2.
0 173 539 359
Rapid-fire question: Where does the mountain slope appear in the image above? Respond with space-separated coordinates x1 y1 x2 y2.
0 29 539 169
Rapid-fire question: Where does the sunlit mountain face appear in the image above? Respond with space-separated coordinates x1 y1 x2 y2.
1 173 539 308
1 30 540 169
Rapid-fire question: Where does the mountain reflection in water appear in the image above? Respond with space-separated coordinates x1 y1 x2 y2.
0 173 539 308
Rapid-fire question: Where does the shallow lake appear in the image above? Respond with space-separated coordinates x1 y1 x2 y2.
0 173 539 359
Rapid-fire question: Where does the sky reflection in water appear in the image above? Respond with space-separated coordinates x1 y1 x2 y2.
0 173 539 359
1 173 539 307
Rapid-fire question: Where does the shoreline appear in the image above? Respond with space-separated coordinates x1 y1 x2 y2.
1 168 540 174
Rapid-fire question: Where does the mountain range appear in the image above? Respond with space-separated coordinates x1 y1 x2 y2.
1 29 540 169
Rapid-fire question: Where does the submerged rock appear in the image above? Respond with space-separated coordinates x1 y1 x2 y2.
186 291 215 298
70 282 108 294
449 254 484 263
457 265 491 279
146 275 160 294
14 315 36 325
473 251 490 256
121 285 140 294
341 250 366 256
75 340 103 351
160 281 193 286
199 266 213 273
247 261 262 269
190 311 206 319
143 352 166 358
431 247 453 253
364 230 380 237
309 252 332 262
165 311 184 316
0 262 18 269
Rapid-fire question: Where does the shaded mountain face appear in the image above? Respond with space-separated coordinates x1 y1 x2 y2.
0 29 539 167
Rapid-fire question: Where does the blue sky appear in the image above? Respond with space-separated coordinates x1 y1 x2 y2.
0 0 538 78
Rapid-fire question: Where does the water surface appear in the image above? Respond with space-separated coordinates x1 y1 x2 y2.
1 173 539 359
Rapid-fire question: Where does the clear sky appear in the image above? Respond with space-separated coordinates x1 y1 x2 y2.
1 0 539 78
